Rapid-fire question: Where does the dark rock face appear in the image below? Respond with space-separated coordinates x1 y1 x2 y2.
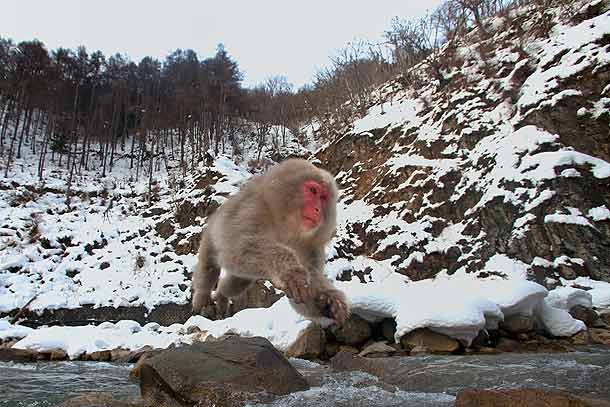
0 303 193 328
139 336 308 406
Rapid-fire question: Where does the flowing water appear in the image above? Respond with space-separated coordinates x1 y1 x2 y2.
0 361 138 407
1 347 610 406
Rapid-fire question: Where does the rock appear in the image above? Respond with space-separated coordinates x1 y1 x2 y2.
569 305 599 327
0 339 18 349
129 350 161 382
359 341 396 357
110 348 133 362
330 350 385 378
0 348 37 362
501 314 536 334
400 328 460 353
380 318 397 343
338 345 360 354
599 310 610 325
471 330 492 348
285 324 326 360
55 392 144 407
138 336 308 406
589 328 610 345
127 345 154 363
570 330 591 345
88 350 112 362
495 338 523 353
455 388 610 407
328 314 372 346
325 342 340 358
50 349 69 361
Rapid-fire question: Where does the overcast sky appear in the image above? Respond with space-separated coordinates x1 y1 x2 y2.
1 1 441 88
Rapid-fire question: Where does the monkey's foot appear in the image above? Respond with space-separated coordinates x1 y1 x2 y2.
318 290 350 325
276 268 314 304
191 290 212 315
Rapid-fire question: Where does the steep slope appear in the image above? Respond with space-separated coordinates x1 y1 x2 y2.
319 0 610 291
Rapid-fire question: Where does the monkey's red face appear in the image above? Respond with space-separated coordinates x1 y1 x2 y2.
301 180 330 230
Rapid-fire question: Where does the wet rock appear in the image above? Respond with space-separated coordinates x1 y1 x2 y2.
359 341 396 357
589 328 610 345
339 345 360 354
570 330 591 345
455 388 610 407
599 310 610 325
127 345 154 363
88 350 112 362
380 318 397 343
330 350 385 378
138 336 308 406
495 338 523 353
285 324 326 360
130 349 162 382
50 349 69 361
328 314 372 346
501 314 536 335
569 305 599 327
0 348 37 362
110 348 132 362
471 330 492 348
400 328 460 353
55 392 144 407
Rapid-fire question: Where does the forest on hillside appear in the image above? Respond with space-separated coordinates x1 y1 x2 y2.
0 0 572 184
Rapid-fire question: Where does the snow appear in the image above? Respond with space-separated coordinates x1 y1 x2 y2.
13 320 188 359
545 207 595 227
0 319 34 341
566 277 610 309
588 206 610 221
546 286 593 310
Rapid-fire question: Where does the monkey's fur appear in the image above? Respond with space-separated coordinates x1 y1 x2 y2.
191 159 349 324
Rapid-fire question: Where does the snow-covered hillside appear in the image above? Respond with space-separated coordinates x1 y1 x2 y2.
320 0 610 293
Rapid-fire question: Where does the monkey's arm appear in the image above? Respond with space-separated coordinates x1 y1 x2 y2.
192 230 220 314
229 238 315 304
308 248 350 324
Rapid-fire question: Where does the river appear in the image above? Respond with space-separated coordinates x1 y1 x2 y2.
1 347 609 406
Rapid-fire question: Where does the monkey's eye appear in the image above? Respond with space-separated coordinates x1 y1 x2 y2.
309 187 317 195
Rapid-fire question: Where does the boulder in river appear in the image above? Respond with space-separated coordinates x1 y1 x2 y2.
455 388 610 407
285 323 326 359
138 336 308 406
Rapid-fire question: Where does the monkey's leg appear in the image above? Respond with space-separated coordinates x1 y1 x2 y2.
215 276 254 318
231 240 314 304
192 231 220 314
217 275 254 298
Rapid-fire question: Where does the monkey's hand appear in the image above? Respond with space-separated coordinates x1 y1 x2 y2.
317 289 350 325
272 267 314 304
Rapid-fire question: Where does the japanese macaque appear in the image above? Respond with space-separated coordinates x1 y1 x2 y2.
191 159 349 324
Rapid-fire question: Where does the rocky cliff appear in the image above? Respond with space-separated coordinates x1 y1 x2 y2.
317 0 610 289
